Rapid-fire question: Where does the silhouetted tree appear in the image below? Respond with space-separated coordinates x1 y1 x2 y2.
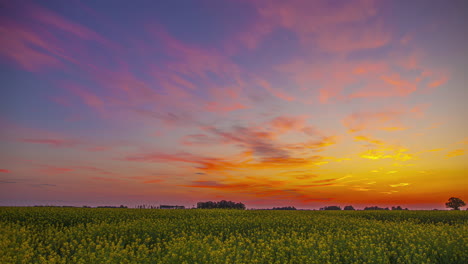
320 206 341 210
445 197 466 210
343 205 355 210
197 200 245 209
391 206 403 210
272 206 296 210
364 206 389 210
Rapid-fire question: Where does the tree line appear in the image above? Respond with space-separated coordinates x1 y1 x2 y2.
197 200 246 209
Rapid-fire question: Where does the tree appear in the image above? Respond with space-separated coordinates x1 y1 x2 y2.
445 197 466 210
320 206 341 210
343 205 355 210
364 206 388 210
197 200 245 209
272 206 296 210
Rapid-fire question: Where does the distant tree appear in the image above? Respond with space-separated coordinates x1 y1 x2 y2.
272 206 296 210
320 206 341 210
343 205 355 210
445 197 466 210
197 200 245 209
391 206 403 210
364 206 389 210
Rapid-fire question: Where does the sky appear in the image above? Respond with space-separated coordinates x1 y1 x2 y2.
0 0 467 209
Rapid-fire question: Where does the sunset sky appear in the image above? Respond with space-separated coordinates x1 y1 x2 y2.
1 0 467 209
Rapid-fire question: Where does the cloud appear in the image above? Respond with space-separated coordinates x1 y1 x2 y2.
389 183 410 187
0 1 109 72
446 149 465 158
354 135 385 145
181 178 333 204
360 148 413 161
342 105 426 132
91 176 124 183
30 183 57 187
314 21 391 53
0 180 16 184
143 179 164 184
204 125 288 159
269 115 307 134
353 135 415 161
74 166 114 176
286 136 337 152
256 78 295 101
39 166 74 175
250 0 382 53
19 138 80 148
0 169 10 173
181 134 220 146
204 102 247 112
86 146 112 152
124 148 326 174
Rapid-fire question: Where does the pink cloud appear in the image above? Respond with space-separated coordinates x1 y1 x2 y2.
19 138 80 148
342 105 426 132
256 78 295 101
0 21 62 71
86 146 111 152
39 165 74 175
269 116 307 134
230 0 383 54
204 102 247 112
314 21 391 53
91 176 123 183
0 169 10 173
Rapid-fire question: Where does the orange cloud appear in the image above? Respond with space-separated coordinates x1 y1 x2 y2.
286 136 337 152
143 179 164 184
354 135 415 161
181 177 333 204
124 148 327 174
360 148 413 161
427 75 448 89
269 116 307 134
446 149 465 158
389 183 410 187
354 135 385 145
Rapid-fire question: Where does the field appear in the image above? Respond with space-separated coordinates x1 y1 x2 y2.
1 208 467 264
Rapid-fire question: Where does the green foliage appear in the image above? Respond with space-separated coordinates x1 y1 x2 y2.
1 208 467 263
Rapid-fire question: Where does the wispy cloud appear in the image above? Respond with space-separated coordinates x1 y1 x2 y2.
389 183 410 187
446 149 465 158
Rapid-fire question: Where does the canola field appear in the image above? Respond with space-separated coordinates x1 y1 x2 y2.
1 207 467 264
